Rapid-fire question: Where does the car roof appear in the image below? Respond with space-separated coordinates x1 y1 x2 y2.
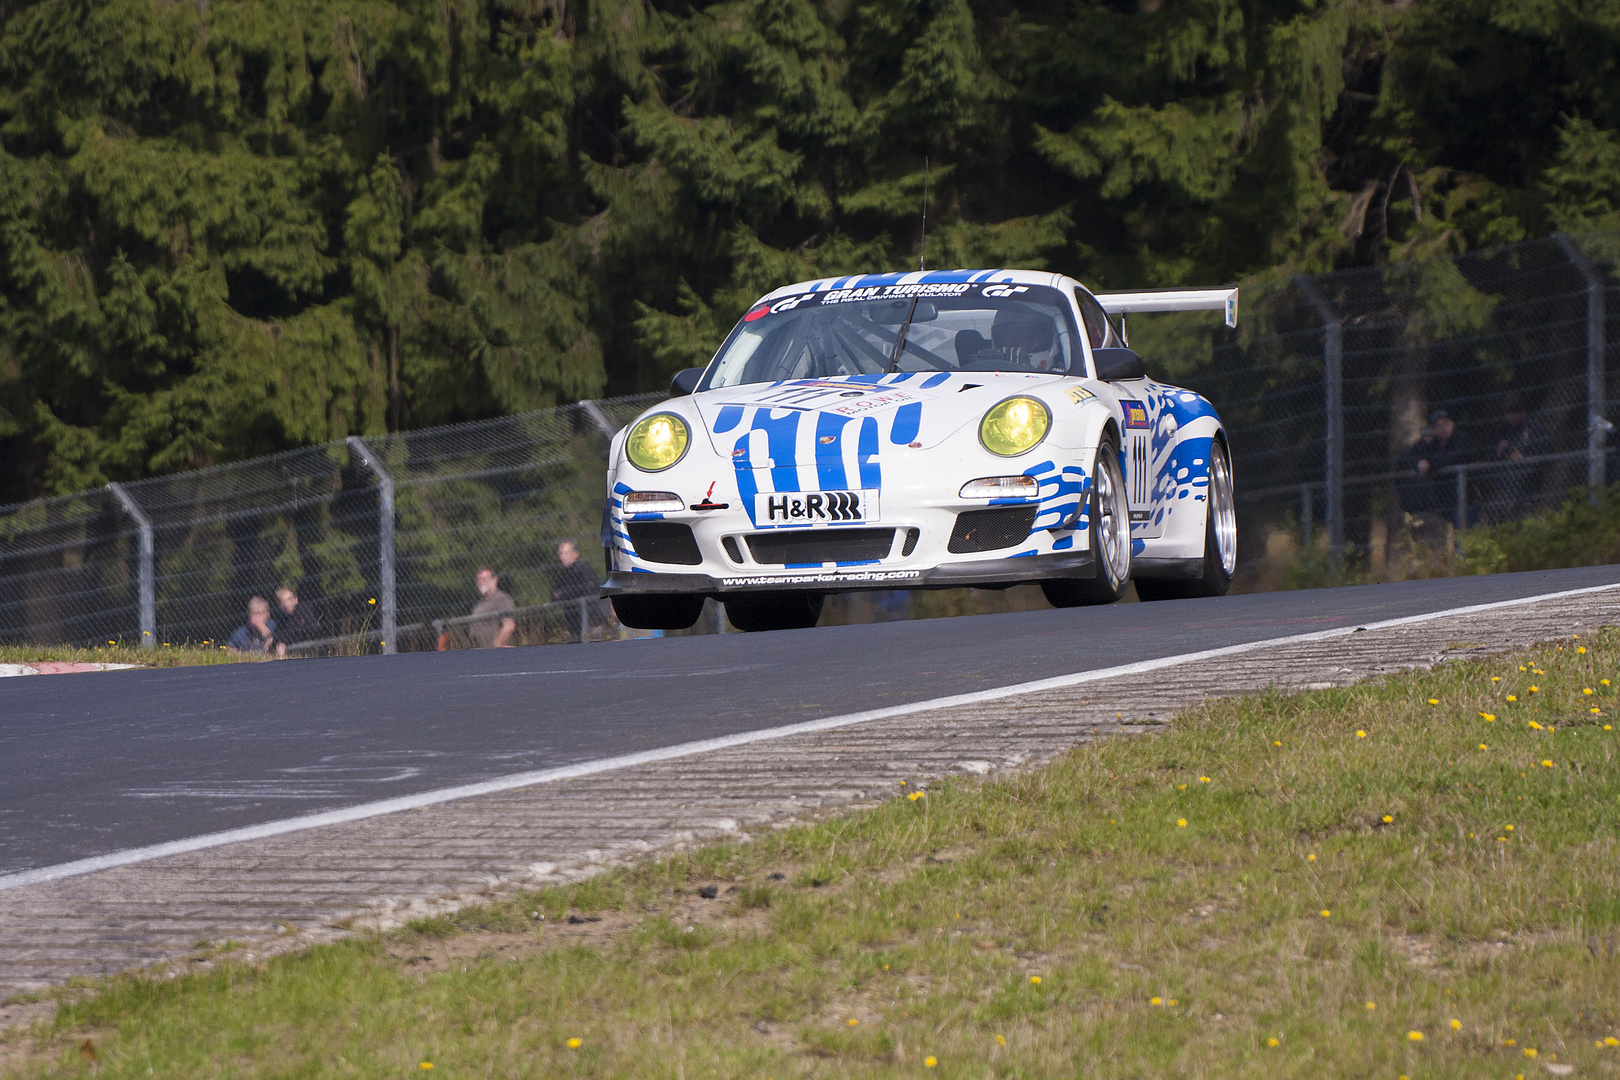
757 268 1076 305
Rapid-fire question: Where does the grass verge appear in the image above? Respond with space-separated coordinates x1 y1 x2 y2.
0 643 258 668
6 633 1620 1078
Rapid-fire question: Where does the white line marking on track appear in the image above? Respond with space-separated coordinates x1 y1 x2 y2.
3 580 1615 892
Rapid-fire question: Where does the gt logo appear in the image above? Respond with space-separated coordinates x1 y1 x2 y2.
982 285 1029 298
770 295 809 313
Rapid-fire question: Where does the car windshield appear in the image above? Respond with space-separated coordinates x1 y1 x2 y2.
703 282 1081 389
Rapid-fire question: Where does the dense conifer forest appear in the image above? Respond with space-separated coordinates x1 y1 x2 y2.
1 0 1617 501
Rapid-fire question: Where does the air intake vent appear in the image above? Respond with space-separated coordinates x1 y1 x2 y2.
746 528 894 565
721 536 743 563
626 522 702 565
900 527 920 556
947 506 1038 554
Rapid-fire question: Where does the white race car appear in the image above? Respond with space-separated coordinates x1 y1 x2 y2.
601 269 1238 632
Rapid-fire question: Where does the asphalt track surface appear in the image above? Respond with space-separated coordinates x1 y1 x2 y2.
5 565 1619 877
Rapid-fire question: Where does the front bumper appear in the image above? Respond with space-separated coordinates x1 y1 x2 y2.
603 548 1096 596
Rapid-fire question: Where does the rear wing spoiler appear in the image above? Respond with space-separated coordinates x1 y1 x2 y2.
1095 287 1239 328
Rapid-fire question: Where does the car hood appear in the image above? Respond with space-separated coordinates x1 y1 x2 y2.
689 371 1071 464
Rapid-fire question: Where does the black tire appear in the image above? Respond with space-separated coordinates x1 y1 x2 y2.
1042 433 1132 608
1134 438 1237 601
611 593 706 630
723 592 825 632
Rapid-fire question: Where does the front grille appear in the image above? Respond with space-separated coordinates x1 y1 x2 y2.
721 536 743 563
746 528 894 565
947 506 1038 554
900 527 920 556
626 522 702 565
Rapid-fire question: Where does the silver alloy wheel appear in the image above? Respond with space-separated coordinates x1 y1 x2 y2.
1094 447 1131 586
1209 442 1238 576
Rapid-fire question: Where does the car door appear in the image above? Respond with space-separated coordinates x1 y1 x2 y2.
1075 288 1165 540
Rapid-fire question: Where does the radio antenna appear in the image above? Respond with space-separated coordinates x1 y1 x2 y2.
918 156 929 272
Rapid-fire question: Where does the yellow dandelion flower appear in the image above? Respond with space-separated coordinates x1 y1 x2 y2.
1356 730 1367 738
899 779 907 786
1408 1031 1424 1042
1606 1037 1620 1046
1607 725 1614 730
1585 687 1595 695
1030 976 1042 985
1480 743 1490 750
995 1034 1006 1047
1598 1041 1608 1048
1267 1037 1280 1047
1150 996 1162 1005
567 1038 582 1049
1603 679 1611 686
848 1018 859 1026
1428 698 1440 705
1168 998 1179 1005
1178 784 1187 790
1479 712 1496 721
1382 815 1394 823
1273 740 1282 746
1520 666 1527 671
1365 1002 1376 1010
368 598 376 605
1593 706 1603 714
1505 824 1514 831
1498 836 1507 842
1307 853 1317 862
1176 819 1188 828
1198 776 1211 783
1530 685 1539 692
1320 909 1331 918
1542 759 1555 767
1451 1019 1462 1030
1506 695 1517 702
1504 1039 1517 1046
1578 646 1587 654
419 1065 433 1071
1528 720 1543 729
1524 1048 1537 1058
1492 676 1501 682
925 1056 938 1068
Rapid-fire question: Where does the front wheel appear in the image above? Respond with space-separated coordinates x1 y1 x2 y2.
1043 433 1132 608
724 592 825 632
1135 438 1237 601
611 593 706 630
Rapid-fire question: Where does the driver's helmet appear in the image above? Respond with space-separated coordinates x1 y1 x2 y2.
992 308 1060 370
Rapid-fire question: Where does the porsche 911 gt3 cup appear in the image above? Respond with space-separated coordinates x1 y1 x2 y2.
601 269 1238 632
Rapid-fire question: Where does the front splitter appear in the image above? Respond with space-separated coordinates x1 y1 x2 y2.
602 549 1097 596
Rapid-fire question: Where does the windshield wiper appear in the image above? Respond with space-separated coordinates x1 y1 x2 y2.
885 296 920 373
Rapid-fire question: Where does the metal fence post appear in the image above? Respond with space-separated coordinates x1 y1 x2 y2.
1294 276 1343 553
347 436 396 655
107 483 156 650
1455 467 1468 532
1555 234 1607 500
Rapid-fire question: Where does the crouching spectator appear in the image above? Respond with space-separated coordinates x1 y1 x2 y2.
272 587 322 658
228 596 276 656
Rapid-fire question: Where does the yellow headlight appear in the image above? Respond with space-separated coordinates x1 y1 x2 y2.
979 396 1050 456
626 413 690 471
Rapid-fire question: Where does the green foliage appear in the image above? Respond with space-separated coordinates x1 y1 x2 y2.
1462 484 1620 575
0 0 1615 500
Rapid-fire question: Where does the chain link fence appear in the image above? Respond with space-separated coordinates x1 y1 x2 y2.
3 231 1617 650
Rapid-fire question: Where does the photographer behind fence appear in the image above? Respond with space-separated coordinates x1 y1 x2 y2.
227 596 276 656
1399 408 1475 527
551 539 604 642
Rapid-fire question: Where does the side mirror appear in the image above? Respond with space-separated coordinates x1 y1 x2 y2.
1092 348 1145 381
669 367 705 397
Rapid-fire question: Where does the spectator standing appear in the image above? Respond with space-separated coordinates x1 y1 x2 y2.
469 566 517 648
1488 393 1548 521
550 539 603 642
1398 409 1474 525
272 587 322 658
227 596 277 655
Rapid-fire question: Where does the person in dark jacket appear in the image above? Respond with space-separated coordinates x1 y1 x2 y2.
551 539 603 642
227 596 276 656
1398 409 1474 525
272 587 322 658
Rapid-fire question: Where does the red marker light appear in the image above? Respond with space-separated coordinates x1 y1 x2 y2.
744 307 770 322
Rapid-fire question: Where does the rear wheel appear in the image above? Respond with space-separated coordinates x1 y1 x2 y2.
611 593 706 630
1135 438 1237 601
1042 433 1131 608
724 592 825 632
